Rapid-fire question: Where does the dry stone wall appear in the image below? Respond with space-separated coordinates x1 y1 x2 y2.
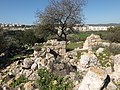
42 39 66 56
83 34 102 50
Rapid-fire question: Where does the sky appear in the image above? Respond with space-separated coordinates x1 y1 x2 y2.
0 0 120 24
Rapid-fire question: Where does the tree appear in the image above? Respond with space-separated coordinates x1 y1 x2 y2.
37 0 86 41
108 26 120 43
35 24 57 42
0 29 7 53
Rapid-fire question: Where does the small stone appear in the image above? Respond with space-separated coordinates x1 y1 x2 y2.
31 63 38 70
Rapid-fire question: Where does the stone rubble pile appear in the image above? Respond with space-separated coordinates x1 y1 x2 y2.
0 35 120 90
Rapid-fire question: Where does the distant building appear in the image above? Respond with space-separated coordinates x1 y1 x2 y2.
0 23 34 30
73 24 115 32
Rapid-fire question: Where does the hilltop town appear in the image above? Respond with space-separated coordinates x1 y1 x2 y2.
0 23 119 31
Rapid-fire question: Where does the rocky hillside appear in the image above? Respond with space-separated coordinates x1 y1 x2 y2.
0 34 120 90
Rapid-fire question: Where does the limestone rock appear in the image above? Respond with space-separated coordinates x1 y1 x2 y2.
80 52 98 68
111 54 120 82
24 82 34 90
45 53 54 60
31 63 38 70
96 48 104 55
22 58 33 69
22 70 33 78
78 67 109 90
28 72 38 80
3 85 11 90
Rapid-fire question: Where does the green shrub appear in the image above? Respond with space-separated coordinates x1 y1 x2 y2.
96 49 111 67
77 51 82 59
75 72 83 83
37 68 73 90
107 26 120 43
106 44 120 55
10 75 28 88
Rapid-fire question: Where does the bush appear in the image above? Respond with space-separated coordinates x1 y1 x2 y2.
10 75 28 88
35 24 57 41
0 29 7 53
96 49 111 67
106 44 120 55
37 68 73 90
107 26 120 43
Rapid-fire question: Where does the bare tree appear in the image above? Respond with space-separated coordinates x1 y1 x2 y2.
37 0 86 41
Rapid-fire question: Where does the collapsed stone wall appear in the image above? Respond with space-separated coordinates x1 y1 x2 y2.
0 37 120 90
35 39 66 57
83 34 102 50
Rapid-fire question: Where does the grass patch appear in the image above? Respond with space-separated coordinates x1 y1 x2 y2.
68 31 109 42
66 42 83 51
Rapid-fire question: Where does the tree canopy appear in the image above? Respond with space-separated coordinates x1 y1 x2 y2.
37 0 86 41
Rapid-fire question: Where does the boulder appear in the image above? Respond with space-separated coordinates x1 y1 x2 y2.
78 67 116 90
111 54 120 82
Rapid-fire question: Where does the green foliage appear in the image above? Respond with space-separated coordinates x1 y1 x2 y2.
66 42 83 51
22 29 38 46
13 29 37 46
67 31 109 42
0 29 7 53
107 26 120 43
75 72 83 83
77 51 82 59
10 75 28 88
96 49 111 67
0 29 38 56
106 44 120 55
92 44 104 52
37 68 73 90
35 24 57 41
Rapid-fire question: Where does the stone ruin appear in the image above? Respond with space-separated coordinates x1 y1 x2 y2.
45 39 66 56
0 36 120 90
83 34 102 50
35 39 66 57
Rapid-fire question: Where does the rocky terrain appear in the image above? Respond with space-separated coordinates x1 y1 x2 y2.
0 34 120 90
